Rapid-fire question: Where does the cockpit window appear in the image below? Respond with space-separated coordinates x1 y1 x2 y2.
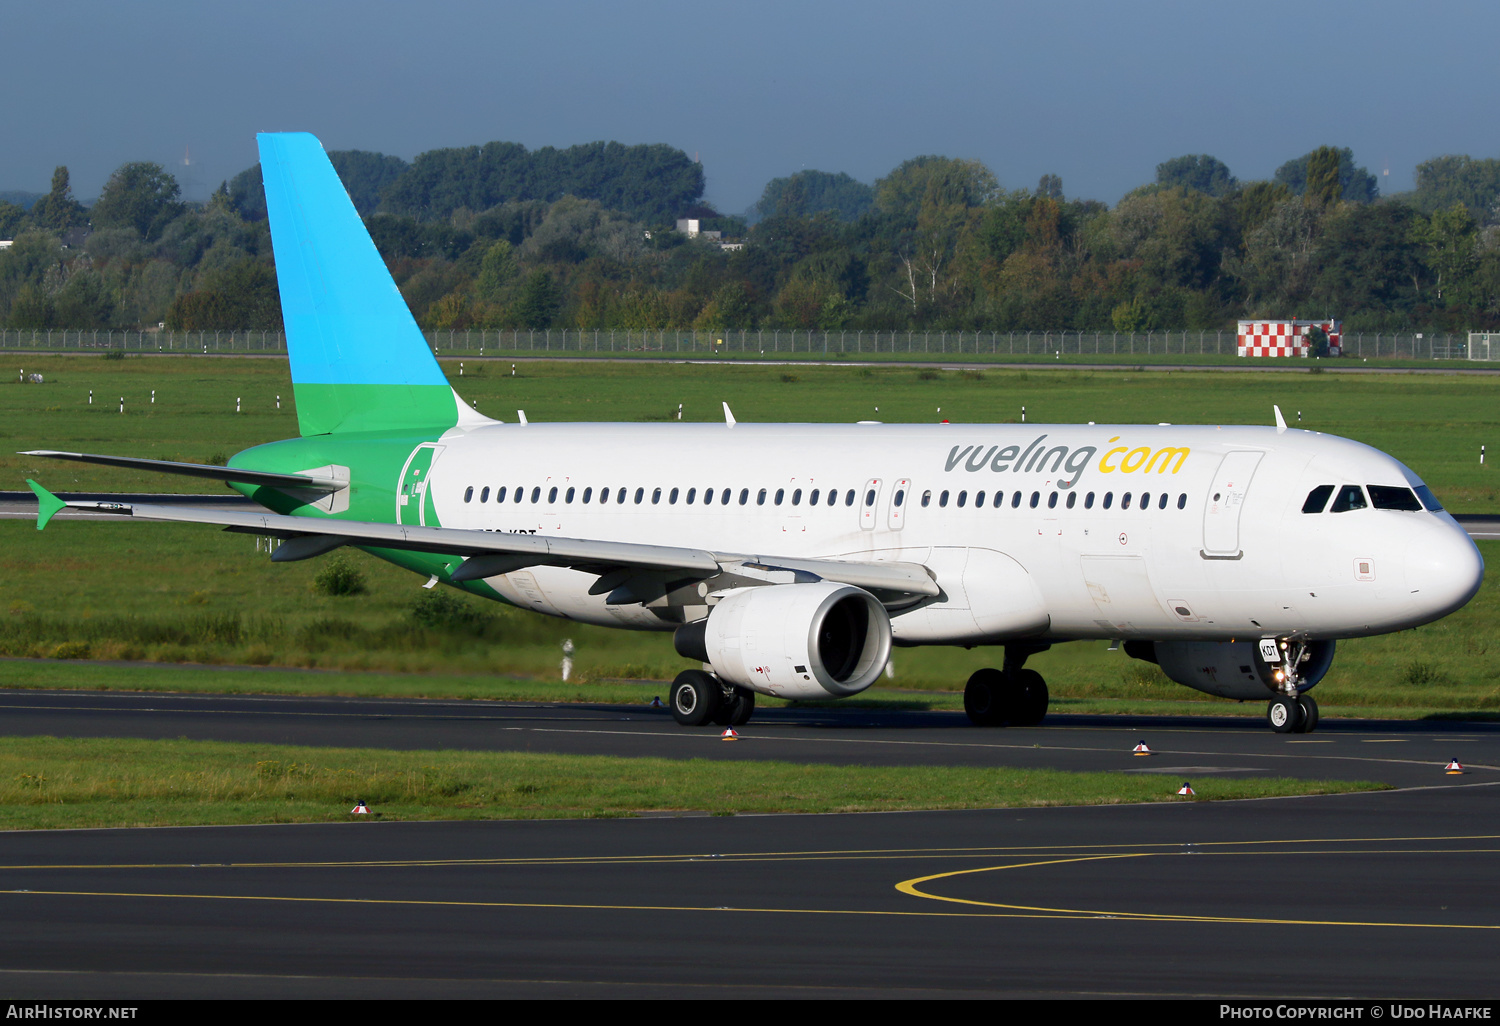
1368 485 1423 511
1328 484 1368 513
1414 484 1444 512
1302 484 1334 514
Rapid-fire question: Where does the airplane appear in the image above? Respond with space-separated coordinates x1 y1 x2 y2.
21 132 1486 734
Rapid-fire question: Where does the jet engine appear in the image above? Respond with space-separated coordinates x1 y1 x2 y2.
674 582 892 700
1125 639 1336 700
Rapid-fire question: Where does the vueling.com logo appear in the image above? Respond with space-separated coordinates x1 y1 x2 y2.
944 434 1189 489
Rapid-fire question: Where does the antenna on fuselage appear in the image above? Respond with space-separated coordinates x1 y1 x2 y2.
723 402 736 428
518 410 529 426
1273 405 1287 434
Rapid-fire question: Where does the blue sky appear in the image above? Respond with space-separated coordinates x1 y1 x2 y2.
4 0 1496 211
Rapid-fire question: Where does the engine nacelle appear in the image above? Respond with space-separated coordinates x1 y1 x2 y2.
1129 639 1336 700
680 583 892 700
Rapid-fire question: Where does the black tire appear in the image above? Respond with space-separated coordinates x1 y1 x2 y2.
964 668 1010 726
711 687 755 726
1296 693 1320 734
670 670 722 726
1267 695 1304 733
1011 669 1049 727
728 688 755 726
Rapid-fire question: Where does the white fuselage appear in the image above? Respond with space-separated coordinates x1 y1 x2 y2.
414 421 1483 646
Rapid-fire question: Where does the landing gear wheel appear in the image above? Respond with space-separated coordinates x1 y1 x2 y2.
712 688 755 726
964 668 1011 727
1011 669 1049 727
670 670 722 726
1267 695 1305 734
1296 693 1319 734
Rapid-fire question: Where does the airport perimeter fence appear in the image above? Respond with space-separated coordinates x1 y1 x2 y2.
0 326 1481 361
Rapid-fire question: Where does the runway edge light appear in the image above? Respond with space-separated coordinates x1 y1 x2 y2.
351 801 370 814
721 728 739 741
1445 759 1466 775
1133 741 1152 756
1176 783 1194 796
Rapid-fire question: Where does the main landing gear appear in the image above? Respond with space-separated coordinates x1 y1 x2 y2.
964 645 1050 727
1265 637 1320 734
669 669 755 727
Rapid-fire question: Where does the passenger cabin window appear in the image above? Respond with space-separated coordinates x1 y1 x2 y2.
1066 492 1077 509
1329 484 1367 513
652 488 663 504
922 490 932 508
775 488 785 505
1029 491 1040 509
669 487 679 504
739 488 749 505
974 490 985 507
1302 485 1334 513
939 490 949 508
1177 493 1186 509
480 487 490 503
957 490 967 508
993 492 1003 508
582 487 592 503
792 488 802 505
1158 492 1168 510
1140 492 1150 510
565 487 575 503
757 489 767 506
634 487 644 504
845 490 856 506
686 488 696 504
1122 492 1132 510
531 487 541 503
722 488 732 504
1103 492 1113 509
1047 492 1057 509
864 489 876 507
894 488 905 507
1084 492 1095 509
464 486 473 503
826 489 836 506
598 487 607 504
1011 491 1022 509
497 486 508 503
809 488 820 505
1368 485 1423 511
548 486 558 503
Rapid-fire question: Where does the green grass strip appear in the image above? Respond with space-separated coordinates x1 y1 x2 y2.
0 736 1388 830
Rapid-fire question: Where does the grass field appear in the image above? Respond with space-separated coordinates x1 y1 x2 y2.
1 353 1497 715
0 736 1386 830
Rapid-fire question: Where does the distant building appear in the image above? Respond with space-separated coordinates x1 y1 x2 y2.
1237 319 1342 357
0 240 13 250
675 218 722 240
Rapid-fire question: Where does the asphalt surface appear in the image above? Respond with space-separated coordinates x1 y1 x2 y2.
1 687 1499 996
0 687 1495 789
0 788 1496 998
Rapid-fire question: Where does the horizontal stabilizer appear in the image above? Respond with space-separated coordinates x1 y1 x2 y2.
20 451 342 491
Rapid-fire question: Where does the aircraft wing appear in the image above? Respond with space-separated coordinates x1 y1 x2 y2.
25 482 939 604
20 450 343 492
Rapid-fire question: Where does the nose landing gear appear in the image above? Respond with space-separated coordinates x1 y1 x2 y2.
1263 637 1320 734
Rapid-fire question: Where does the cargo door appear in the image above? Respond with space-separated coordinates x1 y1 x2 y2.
1081 554 1172 633
1202 451 1263 558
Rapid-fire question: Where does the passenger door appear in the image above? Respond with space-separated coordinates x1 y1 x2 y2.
397 444 445 526
1202 451 1263 558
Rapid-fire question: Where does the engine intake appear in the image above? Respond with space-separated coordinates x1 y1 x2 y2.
680 583 892 700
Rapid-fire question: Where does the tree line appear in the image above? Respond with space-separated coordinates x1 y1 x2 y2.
2 140 1499 335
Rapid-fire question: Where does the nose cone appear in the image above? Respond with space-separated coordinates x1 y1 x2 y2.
1407 518 1485 623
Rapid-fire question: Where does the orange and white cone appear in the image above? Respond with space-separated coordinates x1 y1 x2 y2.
1445 758 1465 775
1133 741 1152 756
721 727 739 741
351 801 370 814
1176 782 1194 796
